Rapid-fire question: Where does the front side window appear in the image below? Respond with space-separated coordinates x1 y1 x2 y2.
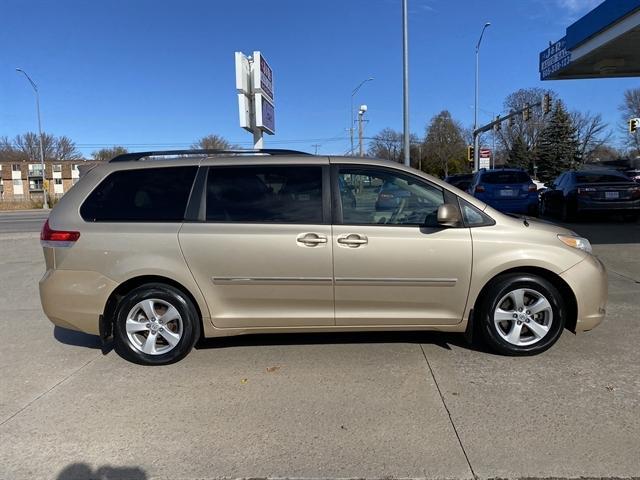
206 166 323 223
338 167 444 226
81 166 197 222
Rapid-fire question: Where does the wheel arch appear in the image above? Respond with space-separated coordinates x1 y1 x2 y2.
102 275 205 340
471 266 578 333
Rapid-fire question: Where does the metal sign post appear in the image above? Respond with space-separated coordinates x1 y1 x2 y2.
235 51 275 148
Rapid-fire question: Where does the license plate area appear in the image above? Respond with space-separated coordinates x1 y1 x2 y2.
499 189 516 197
605 191 619 199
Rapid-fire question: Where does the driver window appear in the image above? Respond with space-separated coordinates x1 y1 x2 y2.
338 167 444 226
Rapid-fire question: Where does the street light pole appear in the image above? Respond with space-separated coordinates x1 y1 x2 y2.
16 68 48 209
402 0 410 167
474 22 491 172
358 105 368 157
350 77 374 155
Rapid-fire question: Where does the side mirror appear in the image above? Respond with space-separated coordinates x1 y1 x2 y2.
437 204 461 227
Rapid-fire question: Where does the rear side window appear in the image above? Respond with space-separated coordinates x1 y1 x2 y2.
482 171 531 184
206 166 323 223
81 166 197 222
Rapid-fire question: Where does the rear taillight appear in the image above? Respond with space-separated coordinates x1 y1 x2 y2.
577 187 596 195
40 219 80 248
528 184 537 192
475 185 485 193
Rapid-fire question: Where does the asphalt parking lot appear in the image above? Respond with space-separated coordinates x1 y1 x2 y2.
1 215 639 480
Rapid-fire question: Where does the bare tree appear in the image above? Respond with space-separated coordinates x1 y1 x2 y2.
7 132 82 161
54 136 83 161
191 134 234 150
619 88 640 153
368 128 403 162
13 132 57 161
496 88 555 153
92 146 129 162
570 111 611 164
423 111 467 177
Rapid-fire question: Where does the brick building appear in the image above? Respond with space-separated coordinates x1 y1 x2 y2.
0 160 82 202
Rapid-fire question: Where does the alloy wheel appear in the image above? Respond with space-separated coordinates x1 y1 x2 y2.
125 299 183 355
493 288 553 346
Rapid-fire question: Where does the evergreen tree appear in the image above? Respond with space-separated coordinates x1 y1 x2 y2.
536 101 578 182
508 135 531 171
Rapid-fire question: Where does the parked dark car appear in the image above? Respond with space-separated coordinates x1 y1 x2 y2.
444 173 473 192
468 168 538 215
539 170 640 221
375 180 411 210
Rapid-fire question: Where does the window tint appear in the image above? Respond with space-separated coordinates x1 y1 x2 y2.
482 171 531 184
81 166 197 222
206 166 323 223
575 172 628 183
338 167 444 226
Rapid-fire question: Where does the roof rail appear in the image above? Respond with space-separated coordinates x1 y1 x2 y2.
109 148 311 163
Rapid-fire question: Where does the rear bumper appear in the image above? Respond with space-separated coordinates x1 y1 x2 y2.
39 269 118 335
481 197 538 213
560 254 608 332
577 198 640 212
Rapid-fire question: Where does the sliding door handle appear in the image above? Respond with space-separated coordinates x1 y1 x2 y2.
337 234 368 247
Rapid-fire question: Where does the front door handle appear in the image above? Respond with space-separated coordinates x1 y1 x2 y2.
337 234 368 247
297 233 328 247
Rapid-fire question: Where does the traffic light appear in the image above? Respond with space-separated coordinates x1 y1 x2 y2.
508 113 515 127
523 103 531 122
494 115 501 131
467 145 474 162
630 118 639 133
543 93 551 114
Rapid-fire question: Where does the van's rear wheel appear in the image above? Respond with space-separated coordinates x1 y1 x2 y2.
114 283 200 365
478 274 565 355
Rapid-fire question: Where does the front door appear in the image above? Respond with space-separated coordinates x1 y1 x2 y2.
332 165 472 326
179 163 334 328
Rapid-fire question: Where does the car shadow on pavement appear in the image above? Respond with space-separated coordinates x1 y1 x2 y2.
56 463 147 480
197 329 491 355
54 326 112 355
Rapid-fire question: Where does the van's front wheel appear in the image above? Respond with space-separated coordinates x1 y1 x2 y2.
113 283 200 365
479 274 565 355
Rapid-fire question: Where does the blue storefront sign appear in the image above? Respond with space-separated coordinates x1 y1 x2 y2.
539 37 572 80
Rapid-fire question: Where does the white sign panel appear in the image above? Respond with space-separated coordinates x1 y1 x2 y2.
252 51 274 102
237 93 251 131
235 52 251 94
255 94 275 134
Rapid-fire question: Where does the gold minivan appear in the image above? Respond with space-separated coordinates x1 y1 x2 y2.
39 150 607 365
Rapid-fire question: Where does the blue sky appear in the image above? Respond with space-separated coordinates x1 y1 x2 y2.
1 0 637 157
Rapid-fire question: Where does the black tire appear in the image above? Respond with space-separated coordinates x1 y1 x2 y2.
477 273 566 356
113 283 201 365
539 197 547 217
560 201 575 222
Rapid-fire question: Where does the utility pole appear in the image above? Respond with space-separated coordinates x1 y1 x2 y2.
16 68 48 209
350 78 374 155
402 0 410 167
312 144 321 155
358 105 367 157
474 22 491 172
